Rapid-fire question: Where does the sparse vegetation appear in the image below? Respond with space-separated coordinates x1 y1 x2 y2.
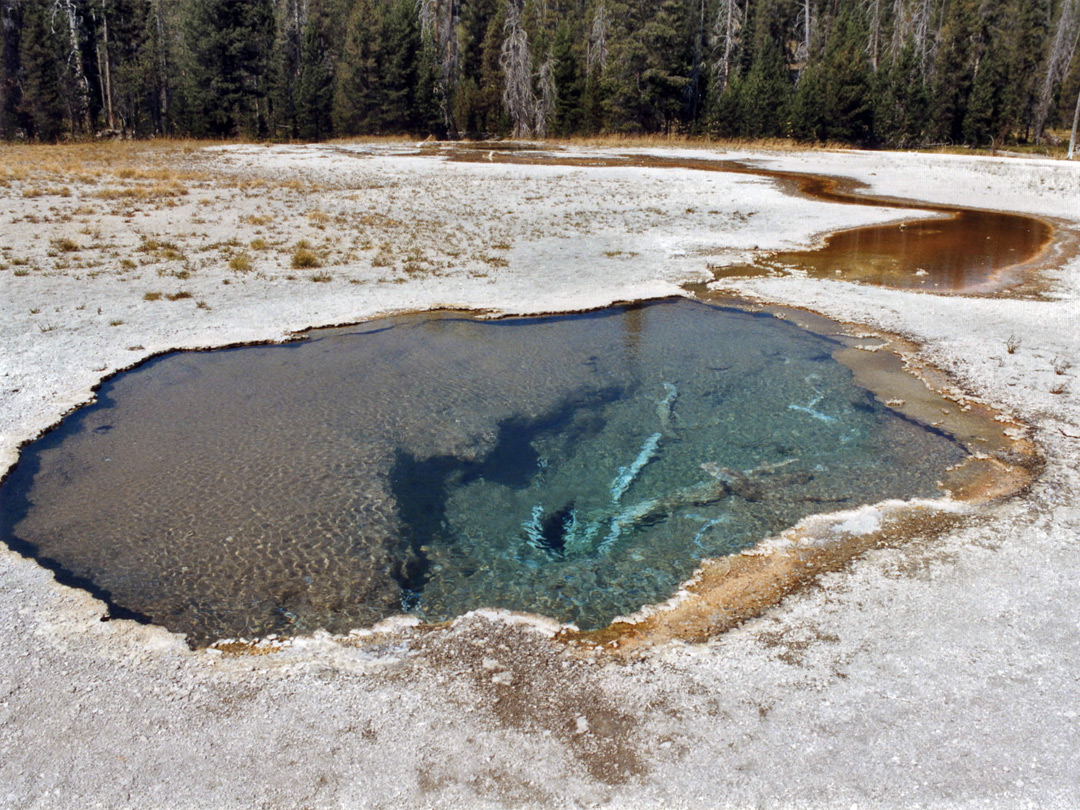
229 254 254 272
139 238 185 262
51 237 80 252
372 245 394 267
291 247 321 269
1006 335 1022 354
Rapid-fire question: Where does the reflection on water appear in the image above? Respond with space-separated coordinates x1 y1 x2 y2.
0 300 966 644
770 211 1051 290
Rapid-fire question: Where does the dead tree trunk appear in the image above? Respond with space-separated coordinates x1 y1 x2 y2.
419 0 459 136
913 0 931 76
889 0 909 67
864 0 883 70
796 0 813 66
536 56 555 137
94 0 115 131
151 0 169 131
711 0 743 93
500 0 537 138
587 2 609 77
1034 0 1080 143
53 0 93 133
1069 83 1080 158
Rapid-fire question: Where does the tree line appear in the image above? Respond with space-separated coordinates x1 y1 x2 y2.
2 0 1079 148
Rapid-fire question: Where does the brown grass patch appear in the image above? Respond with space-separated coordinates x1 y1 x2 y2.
229 253 253 272
51 237 80 252
291 247 321 269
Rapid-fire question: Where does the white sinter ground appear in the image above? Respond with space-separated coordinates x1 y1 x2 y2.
1 142 1078 808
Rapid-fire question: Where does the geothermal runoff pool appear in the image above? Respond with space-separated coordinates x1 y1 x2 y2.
0 299 967 645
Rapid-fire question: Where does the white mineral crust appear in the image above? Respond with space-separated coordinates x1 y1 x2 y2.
1 142 1078 808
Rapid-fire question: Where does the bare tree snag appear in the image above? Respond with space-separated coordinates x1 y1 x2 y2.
711 0 743 93
52 0 93 133
1069 83 1080 158
587 2 609 77
1035 0 1080 143
500 0 537 138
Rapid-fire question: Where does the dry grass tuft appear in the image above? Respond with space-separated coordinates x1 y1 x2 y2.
93 180 188 200
139 238 185 262
291 247 321 269
51 237 80 253
229 253 253 272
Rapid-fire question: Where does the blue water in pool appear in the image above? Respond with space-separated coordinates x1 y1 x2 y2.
0 299 965 644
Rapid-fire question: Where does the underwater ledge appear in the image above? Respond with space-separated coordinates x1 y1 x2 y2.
1 292 1038 658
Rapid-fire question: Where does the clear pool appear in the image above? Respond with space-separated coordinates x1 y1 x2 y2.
0 299 966 644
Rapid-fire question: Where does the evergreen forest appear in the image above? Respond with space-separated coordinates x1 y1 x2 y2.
2 0 1079 148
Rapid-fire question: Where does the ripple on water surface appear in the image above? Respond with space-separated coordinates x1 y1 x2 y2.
0 300 967 644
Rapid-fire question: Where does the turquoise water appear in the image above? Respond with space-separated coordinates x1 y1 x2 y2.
0 299 965 644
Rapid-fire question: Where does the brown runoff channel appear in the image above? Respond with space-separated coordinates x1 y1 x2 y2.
440 146 1054 294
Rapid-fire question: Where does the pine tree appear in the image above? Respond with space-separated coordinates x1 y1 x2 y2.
928 0 981 144
333 0 426 136
453 0 503 136
603 0 696 133
331 0 379 134
733 0 793 139
181 0 276 137
1 0 26 139
873 39 928 146
381 0 421 132
414 25 444 136
268 0 305 139
98 0 156 136
18 0 69 141
550 18 585 136
962 0 1049 146
295 14 333 139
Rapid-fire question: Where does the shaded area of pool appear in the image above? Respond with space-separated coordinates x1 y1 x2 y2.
0 300 967 645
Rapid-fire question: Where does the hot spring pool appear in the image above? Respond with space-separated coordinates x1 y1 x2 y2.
0 299 967 644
